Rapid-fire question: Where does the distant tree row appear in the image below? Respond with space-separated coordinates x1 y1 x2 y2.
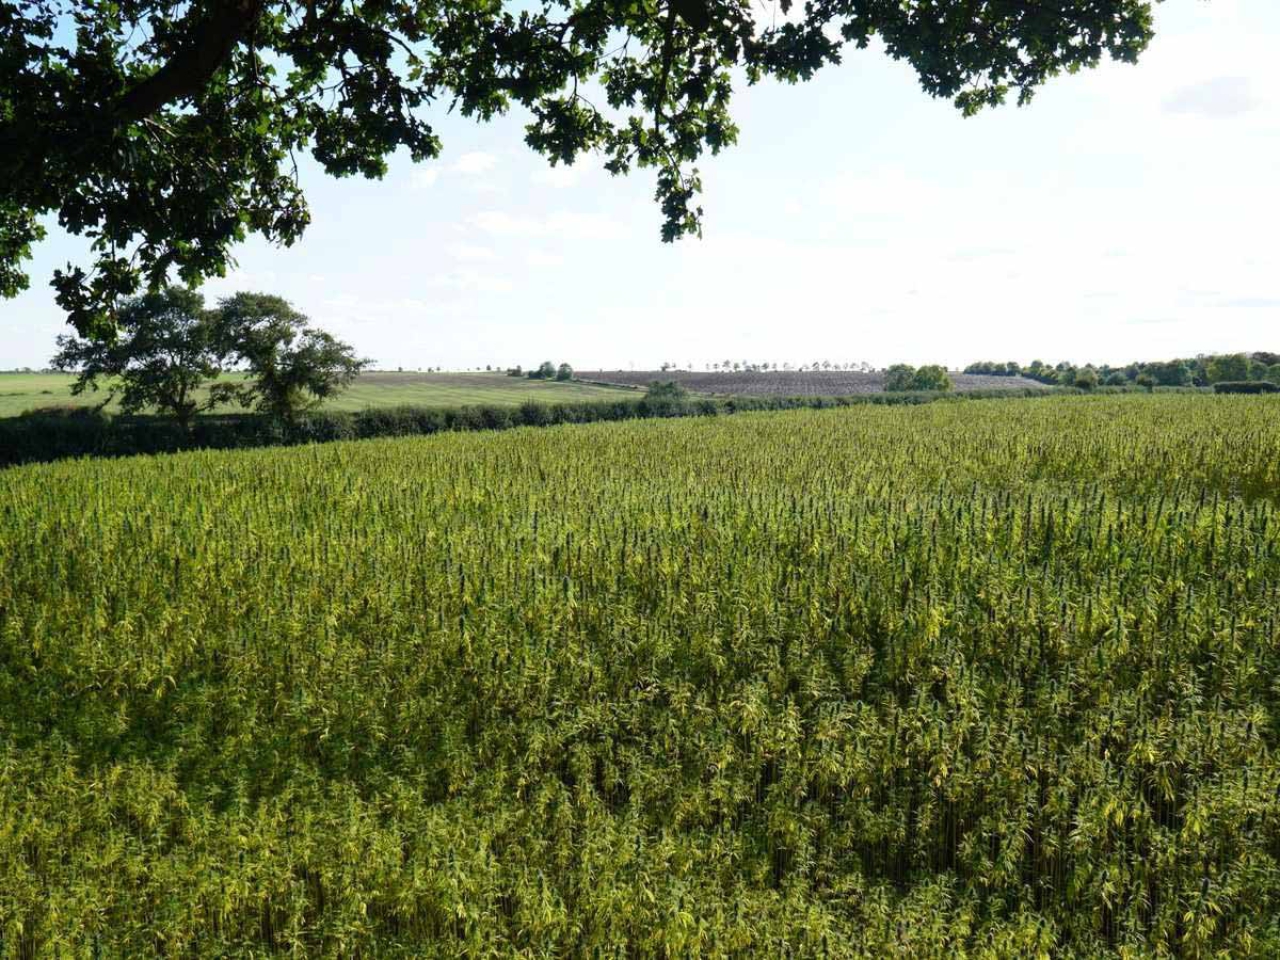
507 362 573 381
663 361 877 373
964 353 1280 390
51 287 366 429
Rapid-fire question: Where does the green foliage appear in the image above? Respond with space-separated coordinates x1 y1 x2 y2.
1 2 1161 333
1213 380 1279 395
1135 372 1156 392
962 361 1021 377
645 379 690 400
215 293 367 422
528 361 558 381
1073 367 1100 391
2 396 1280 954
885 364 953 392
49 286 232 429
1142 360 1192 387
1207 353 1253 384
911 364 953 392
555 363 573 382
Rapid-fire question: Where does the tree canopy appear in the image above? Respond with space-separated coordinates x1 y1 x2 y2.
2 0 1157 335
51 285 234 428
216 292 367 421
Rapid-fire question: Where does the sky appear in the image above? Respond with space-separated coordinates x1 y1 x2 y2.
2 0 1278 371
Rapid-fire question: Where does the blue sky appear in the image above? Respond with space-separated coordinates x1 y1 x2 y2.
3 0 1277 370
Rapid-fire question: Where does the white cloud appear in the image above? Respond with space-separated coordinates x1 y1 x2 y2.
453 152 498 175
526 251 565 269
531 165 582 189
544 211 625 241
410 168 440 189
450 243 497 262
471 211 543 236
426 269 513 294
1164 77 1258 118
469 210 623 241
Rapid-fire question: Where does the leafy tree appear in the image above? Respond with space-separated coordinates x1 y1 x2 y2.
555 363 573 382
963 361 1020 377
1073 367 1100 391
1 2 1160 336
1135 373 1156 392
507 366 524 377
215 293 366 422
883 364 917 392
1142 360 1192 387
50 286 233 429
911 365 953 392
528 361 558 380
884 364 951 392
1206 353 1252 384
1104 371 1128 387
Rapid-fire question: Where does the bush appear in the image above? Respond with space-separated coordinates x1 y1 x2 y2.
1213 381 1279 395
645 380 689 399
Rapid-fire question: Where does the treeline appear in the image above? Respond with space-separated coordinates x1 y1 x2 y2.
0 383 1055 469
965 352 1280 389
506 361 573 381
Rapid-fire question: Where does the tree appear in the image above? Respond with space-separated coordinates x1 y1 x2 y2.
1135 373 1156 392
1073 367 1099 391
1206 353 1252 384
555 363 573 382
528 361 557 380
911 365 953 392
50 286 233 429
883 364 953 392
1142 360 1192 387
1 3 1160 336
216 293 366 422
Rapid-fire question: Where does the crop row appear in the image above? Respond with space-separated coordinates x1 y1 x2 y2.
1 396 1278 955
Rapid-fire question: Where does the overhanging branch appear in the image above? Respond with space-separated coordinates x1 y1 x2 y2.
116 0 266 123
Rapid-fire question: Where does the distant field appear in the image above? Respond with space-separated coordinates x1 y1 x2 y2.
0 371 637 417
578 369 1048 395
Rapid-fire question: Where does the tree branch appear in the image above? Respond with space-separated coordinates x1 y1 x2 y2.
116 0 266 123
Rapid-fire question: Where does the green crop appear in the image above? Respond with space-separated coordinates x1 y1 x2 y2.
1 395 1278 956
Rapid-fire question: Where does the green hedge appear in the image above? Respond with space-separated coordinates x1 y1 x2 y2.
0 387 1059 468
1213 380 1280 394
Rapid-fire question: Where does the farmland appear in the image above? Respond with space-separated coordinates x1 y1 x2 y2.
2 395 1279 955
578 368 1048 395
0 371 635 418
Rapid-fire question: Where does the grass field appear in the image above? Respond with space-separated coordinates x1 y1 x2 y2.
0 371 637 417
2 395 1279 954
